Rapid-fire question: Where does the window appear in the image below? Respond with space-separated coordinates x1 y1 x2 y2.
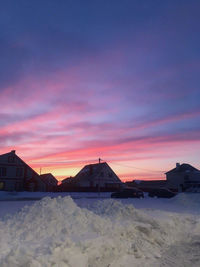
8 156 15 163
89 166 93 175
0 167 7 177
100 172 104 177
0 182 4 190
184 175 189 181
16 168 23 177
15 182 21 191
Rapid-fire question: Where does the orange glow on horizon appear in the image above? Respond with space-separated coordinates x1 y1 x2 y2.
30 157 166 182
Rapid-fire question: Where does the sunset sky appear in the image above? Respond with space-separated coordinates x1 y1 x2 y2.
0 0 200 181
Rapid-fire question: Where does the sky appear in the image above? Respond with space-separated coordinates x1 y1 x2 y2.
0 0 200 181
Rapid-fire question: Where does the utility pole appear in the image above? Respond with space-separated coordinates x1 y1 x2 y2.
98 158 101 196
40 167 42 175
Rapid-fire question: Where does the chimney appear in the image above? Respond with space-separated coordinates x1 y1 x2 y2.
11 150 16 154
176 162 180 169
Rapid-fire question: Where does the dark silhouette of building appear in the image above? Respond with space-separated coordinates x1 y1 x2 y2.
166 163 200 192
0 150 46 191
40 173 58 192
60 162 123 191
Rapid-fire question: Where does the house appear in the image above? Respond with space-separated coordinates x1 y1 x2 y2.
0 150 46 191
166 163 200 192
40 173 58 192
59 176 75 191
61 176 74 185
60 162 123 191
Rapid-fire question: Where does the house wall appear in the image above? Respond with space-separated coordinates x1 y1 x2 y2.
94 164 122 188
78 180 90 187
166 173 184 192
166 171 200 192
0 153 25 191
40 174 58 191
0 152 46 191
77 164 122 188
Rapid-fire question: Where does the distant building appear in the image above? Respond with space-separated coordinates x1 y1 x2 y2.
60 162 123 191
61 176 74 184
166 163 200 192
40 173 58 192
0 150 46 191
126 180 167 192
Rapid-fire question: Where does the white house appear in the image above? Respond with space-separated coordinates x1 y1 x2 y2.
166 163 200 192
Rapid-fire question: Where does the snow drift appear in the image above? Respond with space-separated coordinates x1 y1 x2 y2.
0 196 200 267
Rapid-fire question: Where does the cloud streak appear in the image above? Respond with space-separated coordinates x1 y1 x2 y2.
0 0 200 180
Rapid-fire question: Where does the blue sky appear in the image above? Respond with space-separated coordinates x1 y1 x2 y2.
0 0 200 180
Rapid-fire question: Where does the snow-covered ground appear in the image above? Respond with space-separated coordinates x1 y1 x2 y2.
1 192 200 266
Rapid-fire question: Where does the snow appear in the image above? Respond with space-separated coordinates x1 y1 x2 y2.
0 191 112 201
1 193 200 266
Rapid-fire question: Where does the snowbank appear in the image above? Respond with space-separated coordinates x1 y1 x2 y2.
169 192 200 208
0 191 111 201
1 196 200 266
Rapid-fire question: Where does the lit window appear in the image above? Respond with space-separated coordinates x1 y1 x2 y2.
0 182 4 190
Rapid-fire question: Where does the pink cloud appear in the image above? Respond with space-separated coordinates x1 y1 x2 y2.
1 39 200 181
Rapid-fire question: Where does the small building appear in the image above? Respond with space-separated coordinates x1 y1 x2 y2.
61 176 74 185
60 162 123 191
166 163 200 192
126 180 167 192
0 150 46 191
40 173 58 192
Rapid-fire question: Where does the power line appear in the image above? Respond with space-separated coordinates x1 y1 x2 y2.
30 159 98 165
31 158 165 174
102 158 164 173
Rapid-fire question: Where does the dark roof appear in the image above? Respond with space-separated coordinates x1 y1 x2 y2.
75 162 106 182
0 151 41 177
61 177 74 184
0 150 46 186
128 180 166 188
166 164 200 174
74 162 122 183
84 162 107 168
40 173 58 183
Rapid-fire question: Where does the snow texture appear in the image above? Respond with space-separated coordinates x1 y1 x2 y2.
1 194 200 266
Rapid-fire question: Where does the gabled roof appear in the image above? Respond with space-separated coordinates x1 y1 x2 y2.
0 151 39 176
61 177 74 184
74 162 122 183
40 173 58 184
0 150 45 185
166 163 200 174
0 151 17 159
